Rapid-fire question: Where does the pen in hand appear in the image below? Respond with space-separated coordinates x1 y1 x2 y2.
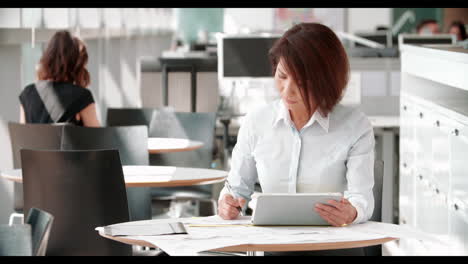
225 181 244 216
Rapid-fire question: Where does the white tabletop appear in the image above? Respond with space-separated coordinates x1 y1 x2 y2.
148 137 204 154
96 216 400 256
0 165 227 188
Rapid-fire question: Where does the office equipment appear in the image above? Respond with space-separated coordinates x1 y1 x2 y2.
25 208 54 256
216 34 281 117
217 34 280 78
398 34 456 47
21 149 131 256
251 193 342 226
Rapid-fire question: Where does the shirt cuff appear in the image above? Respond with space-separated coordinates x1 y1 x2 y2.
350 200 365 224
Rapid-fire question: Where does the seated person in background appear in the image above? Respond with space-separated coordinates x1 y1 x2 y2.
448 20 467 41
416 19 440 35
217 23 375 256
19 30 100 127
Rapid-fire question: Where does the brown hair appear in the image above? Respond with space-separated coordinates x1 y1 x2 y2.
269 23 349 117
37 30 90 88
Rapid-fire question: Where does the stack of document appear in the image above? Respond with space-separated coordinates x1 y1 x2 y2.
102 222 187 237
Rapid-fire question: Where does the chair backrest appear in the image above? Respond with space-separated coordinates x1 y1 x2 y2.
364 159 384 256
370 160 384 222
61 125 149 166
25 207 54 256
0 224 32 256
106 108 155 127
60 125 151 221
7 122 64 213
149 111 216 168
21 149 131 256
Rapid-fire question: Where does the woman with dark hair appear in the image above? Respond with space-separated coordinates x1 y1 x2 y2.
19 30 100 126
448 20 467 41
217 23 375 255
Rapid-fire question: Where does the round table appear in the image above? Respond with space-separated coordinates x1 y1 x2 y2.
148 138 203 154
0 165 227 188
97 230 396 256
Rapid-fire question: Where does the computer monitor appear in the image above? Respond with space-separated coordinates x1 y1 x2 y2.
217 34 281 80
398 34 456 46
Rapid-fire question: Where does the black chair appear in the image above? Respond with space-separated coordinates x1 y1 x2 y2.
148 111 218 217
7 122 64 224
0 224 32 256
25 207 54 256
106 108 155 127
60 125 152 222
363 160 384 256
21 149 131 256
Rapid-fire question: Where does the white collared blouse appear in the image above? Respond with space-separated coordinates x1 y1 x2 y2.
219 99 375 224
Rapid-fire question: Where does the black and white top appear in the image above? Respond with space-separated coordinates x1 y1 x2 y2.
19 81 95 126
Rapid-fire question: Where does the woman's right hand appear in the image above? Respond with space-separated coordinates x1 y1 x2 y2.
218 193 246 220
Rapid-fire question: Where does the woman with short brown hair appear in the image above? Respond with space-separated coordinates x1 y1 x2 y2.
218 23 375 256
19 30 100 126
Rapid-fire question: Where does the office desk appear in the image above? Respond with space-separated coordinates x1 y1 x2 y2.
148 137 204 154
0 166 227 188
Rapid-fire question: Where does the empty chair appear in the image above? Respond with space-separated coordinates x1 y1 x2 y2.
0 224 32 256
21 149 131 256
363 160 384 256
61 125 152 221
149 111 218 216
25 207 54 256
7 122 64 224
106 108 155 127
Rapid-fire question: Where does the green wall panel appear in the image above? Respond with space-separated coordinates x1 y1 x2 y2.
392 8 444 35
176 8 224 44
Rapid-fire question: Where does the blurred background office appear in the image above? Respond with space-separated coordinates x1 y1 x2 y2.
0 7 467 256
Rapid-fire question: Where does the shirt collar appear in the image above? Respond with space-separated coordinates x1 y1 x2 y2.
274 100 329 133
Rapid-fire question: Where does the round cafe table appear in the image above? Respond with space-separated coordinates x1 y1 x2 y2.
147 137 203 154
97 228 396 256
0 165 226 188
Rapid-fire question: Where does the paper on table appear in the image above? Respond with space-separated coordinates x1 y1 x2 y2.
98 222 187 236
186 215 252 226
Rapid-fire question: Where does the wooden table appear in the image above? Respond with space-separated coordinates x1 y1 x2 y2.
0 165 226 188
148 137 204 154
97 227 396 256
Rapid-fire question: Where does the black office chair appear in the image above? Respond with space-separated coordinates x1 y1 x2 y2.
60 125 152 222
25 207 54 256
106 108 155 127
363 160 384 256
7 122 64 225
148 111 218 217
21 149 131 256
0 224 32 256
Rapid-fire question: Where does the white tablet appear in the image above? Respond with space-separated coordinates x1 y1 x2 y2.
251 192 343 226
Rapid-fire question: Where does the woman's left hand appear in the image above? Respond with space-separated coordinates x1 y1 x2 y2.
314 198 357 227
